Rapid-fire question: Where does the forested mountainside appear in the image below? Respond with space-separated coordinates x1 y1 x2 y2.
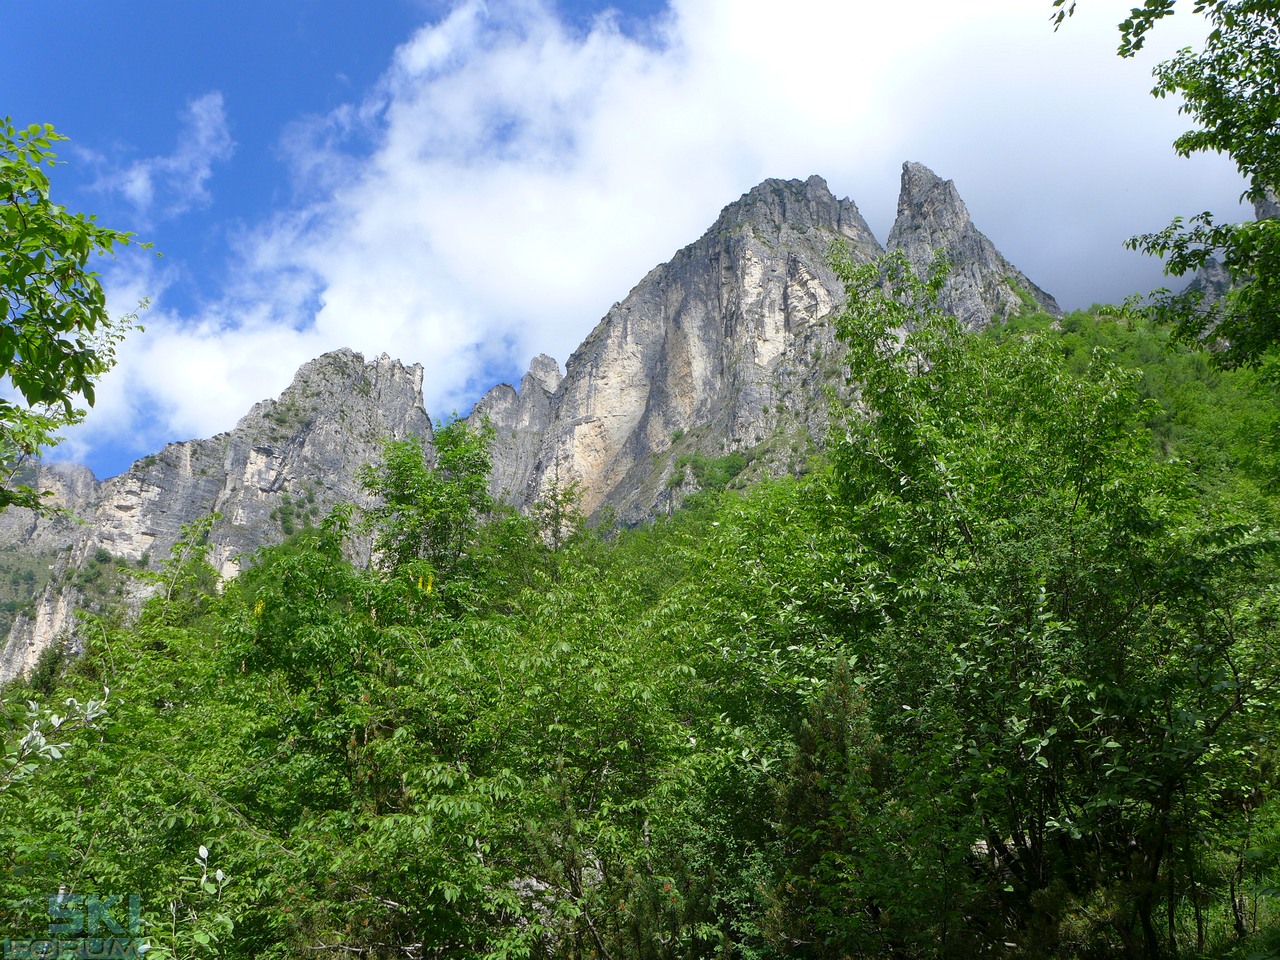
0 162 1054 684
2 260 1278 958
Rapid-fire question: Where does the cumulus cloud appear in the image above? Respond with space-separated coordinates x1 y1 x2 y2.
61 0 1251 477
99 92 235 222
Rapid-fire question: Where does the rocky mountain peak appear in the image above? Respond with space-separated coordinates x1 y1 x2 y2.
281 348 426 413
526 354 562 393
506 171 890 522
0 348 433 685
474 164 1062 522
469 353 563 504
887 161 1059 327
710 175 880 251
894 161 965 222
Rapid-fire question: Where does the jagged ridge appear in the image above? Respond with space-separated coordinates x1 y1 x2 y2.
474 165 1059 522
2 163 1059 680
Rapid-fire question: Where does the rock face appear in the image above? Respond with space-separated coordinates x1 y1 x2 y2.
471 354 562 505
1256 185 1280 222
1183 257 1233 308
474 166 1059 521
887 162 1059 328
473 174 884 520
0 463 100 554
1 164 1059 681
0 350 432 685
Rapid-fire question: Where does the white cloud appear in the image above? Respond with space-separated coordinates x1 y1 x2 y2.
59 0 1251 476
98 92 236 222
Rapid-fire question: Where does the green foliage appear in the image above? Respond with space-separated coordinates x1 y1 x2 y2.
530 471 586 556
268 493 309 537
1134 211 1280 369
792 248 1280 957
357 417 494 585
136 515 222 627
991 305 1280 515
0 119 146 510
0 546 57 638
139 846 235 960
672 451 748 494
1057 1 1280 367
1143 1 1280 196
4 267 1280 958
0 689 108 791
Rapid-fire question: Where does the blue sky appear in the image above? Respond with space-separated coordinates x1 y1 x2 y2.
2 0 1250 479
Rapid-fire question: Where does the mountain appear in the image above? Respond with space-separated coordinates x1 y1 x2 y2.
471 173 882 522
0 351 430 683
472 163 1060 522
887 162 1059 326
0 163 1058 683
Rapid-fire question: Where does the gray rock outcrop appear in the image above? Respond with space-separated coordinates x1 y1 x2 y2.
0 463 100 553
1183 257 1232 309
479 175 884 522
887 162 1060 327
1255 184 1279 221
471 354 562 504
477 165 1060 522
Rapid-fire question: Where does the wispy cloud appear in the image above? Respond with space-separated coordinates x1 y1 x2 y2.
63 0 1250 478
98 92 235 222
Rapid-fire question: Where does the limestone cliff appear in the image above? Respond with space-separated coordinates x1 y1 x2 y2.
471 354 562 504
0 463 100 554
477 165 1059 522
470 175 881 522
0 350 432 684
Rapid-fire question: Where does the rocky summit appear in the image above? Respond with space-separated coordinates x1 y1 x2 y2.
472 164 1061 523
887 162 1059 327
0 163 1058 681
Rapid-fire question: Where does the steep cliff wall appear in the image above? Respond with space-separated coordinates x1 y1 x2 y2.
0 350 432 684
886 162 1059 328
473 174 884 521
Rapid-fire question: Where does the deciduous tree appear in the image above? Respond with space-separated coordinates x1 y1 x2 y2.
1054 0 1280 366
779 247 1280 957
357 417 494 586
0 119 144 509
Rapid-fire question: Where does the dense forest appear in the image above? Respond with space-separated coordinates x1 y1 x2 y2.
2 250 1278 960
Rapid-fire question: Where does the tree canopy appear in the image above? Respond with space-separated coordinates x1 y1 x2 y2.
0 119 143 509
2 249 1278 958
